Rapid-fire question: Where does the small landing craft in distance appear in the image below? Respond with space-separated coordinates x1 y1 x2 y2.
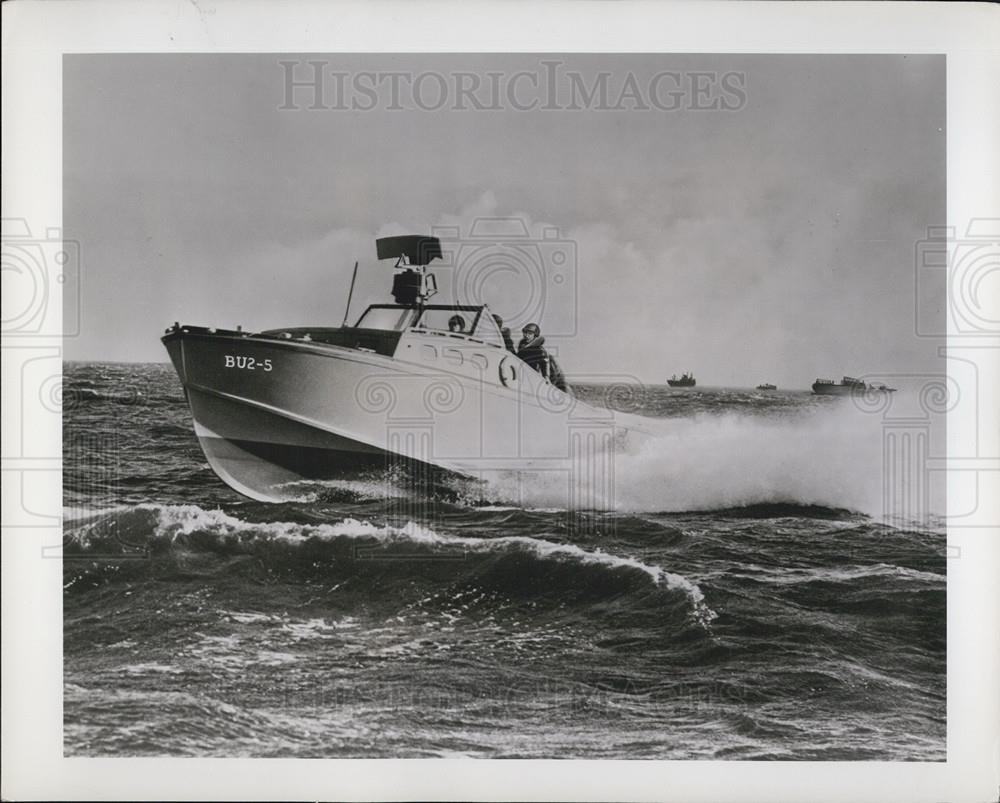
756 383 777 391
812 376 897 396
163 235 652 502
667 372 696 388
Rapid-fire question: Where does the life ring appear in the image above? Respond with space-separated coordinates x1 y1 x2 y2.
498 355 518 388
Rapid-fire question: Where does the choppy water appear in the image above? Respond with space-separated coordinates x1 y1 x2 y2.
63 363 945 759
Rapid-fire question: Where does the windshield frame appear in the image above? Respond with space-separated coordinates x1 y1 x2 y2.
412 304 485 334
354 304 487 333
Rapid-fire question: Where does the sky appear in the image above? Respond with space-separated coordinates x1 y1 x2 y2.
63 53 945 387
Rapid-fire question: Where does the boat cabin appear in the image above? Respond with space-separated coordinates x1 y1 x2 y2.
353 303 508 351
166 232 571 394
342 234 510 350
251 231 511 358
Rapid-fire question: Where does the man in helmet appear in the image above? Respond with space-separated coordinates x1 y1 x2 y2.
517 323 569 393
447 314 466 333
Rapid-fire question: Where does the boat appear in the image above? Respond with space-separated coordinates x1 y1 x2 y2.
756 383 777 391
667 373 696 388
811 376 897 396
162 234 650 502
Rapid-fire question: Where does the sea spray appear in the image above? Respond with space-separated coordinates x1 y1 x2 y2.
472 404 892 517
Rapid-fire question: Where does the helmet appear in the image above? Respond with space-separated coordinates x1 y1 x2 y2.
521 322 540 336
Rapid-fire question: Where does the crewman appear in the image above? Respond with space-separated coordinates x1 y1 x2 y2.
448 315 466 333
517 323 569 393
493 314 515 353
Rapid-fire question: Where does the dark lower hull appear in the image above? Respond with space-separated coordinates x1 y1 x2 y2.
224 437 386 476
667 380 696 388
187 386 457 500
185 384 388 500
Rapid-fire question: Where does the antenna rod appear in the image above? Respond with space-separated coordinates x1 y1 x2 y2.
341 261 359 327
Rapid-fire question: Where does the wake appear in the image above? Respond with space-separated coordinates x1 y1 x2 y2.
475 405 900 517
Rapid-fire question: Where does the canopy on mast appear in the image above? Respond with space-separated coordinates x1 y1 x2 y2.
375 235 443 266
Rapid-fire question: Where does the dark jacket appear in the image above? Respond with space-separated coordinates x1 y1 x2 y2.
548 354 568 393
500 327 515 353
517 335 569 393
517 334 548 374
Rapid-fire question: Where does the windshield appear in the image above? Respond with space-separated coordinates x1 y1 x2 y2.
413 306 504 348
467 311 505 349
354 304 505 348
354 306 417 330
413 307 481 333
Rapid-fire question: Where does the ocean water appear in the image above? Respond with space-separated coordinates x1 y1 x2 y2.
63 363 946 759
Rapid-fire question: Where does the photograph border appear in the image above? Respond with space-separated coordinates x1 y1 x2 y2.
2 2 998 801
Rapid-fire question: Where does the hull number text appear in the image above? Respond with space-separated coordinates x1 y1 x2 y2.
225 355 272 372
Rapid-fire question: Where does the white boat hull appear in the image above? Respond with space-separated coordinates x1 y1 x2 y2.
163 325 644 502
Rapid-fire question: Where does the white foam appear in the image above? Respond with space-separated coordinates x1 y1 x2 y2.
276 477 411 500
63 503 134 523
473 405 927 518
741 563 945 586
148 504 443 545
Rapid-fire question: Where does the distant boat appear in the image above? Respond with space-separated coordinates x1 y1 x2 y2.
756 383 777 391
812 376 897 396
667 372 696 387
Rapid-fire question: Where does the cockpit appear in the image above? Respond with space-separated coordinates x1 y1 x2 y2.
353 303 507 350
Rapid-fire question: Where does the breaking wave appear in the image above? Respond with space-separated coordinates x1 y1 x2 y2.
63 504 716 627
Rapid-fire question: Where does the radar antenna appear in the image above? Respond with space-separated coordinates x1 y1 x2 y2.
375 235 443 306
